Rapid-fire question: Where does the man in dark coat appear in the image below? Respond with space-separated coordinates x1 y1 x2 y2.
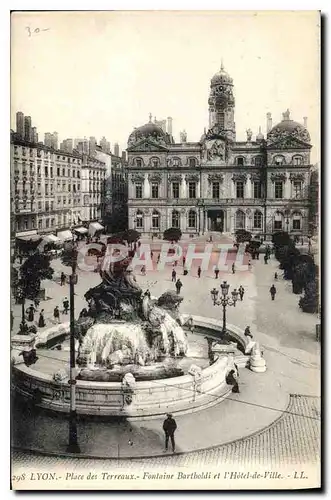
270 284 277 301
232 263 235 274
63 297 69 314
197 266 201 278
172 269 176 282
60 272 66 286
163 414 177 452
214 267 219 279
175 279 183 294
26 304 36 323
238 285 245 301
54 306 60 323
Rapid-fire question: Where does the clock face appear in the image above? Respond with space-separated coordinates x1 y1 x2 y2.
215 85 224 95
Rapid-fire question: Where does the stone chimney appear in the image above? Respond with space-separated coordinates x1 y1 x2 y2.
303 116 308 128
266 113 272 133
167 117 173 136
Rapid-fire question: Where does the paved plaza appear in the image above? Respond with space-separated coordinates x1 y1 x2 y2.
11 234 320 465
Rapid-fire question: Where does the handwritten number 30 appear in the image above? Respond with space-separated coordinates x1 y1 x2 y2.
26 27 50 37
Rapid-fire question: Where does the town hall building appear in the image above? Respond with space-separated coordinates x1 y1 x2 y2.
126 64 312 239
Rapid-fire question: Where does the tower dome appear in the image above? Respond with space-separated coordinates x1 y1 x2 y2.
210 61 233 86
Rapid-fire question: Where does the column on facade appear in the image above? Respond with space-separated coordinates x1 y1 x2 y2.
143 175 150 198
284 177 291 199
246 177 252 198
181 178 187 198
180 208 186 232
203 210 208 232
199 208 204 234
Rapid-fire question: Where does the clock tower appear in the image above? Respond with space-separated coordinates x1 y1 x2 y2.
208 62 236 142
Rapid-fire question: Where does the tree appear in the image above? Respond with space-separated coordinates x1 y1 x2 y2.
163 227 182 242
299 280 318 313
235 229 252 243
122 229 141 248
292 260 316 294
19 252 54 300
272 231 291 248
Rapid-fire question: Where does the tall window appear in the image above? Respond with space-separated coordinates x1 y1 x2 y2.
189 158 196 168
135 183 143 199
151 183 159 199
172 182 180 199
292 212 302 230
235 210 245 229
253 181 262 199
293 156 303 165
172 210 180 228
274 212 283 230
136 210 143 229
253 211 263 229
275 181 283 199
188 210 197 228
173 158 180 167
254 156 262 167
212 182 220 199
236 181 244 198
152 210 160 229
152 158 159 167
188 182 196 199
136 159 142 168
237 157 244 166
217 111 225 128
293 181 302 198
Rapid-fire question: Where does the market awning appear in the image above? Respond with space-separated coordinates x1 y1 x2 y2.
57 230 73 241
73 227 88 234
16 234 41 242
43 234 61 244
89 222 104 236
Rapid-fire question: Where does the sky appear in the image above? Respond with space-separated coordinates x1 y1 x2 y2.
11 11 320 162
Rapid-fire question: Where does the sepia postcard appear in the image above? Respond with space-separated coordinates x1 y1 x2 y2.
10 10 321 491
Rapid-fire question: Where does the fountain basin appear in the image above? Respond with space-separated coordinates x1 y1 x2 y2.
11 316 251 418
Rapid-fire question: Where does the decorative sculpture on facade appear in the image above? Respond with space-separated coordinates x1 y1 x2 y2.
246 128 253 142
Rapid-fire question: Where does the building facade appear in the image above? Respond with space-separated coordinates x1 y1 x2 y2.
127 65 313 238
11 134 83 237
80 154 106 223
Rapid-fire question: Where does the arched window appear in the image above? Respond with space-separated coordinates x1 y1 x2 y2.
235 210 245 229
152 210 160 229
188 210 197 228
136 210 144 229
172 210 180 229
292 155 303 165
135 158 143 167
150 157 160 167
274 211 284 231
236 157 245 166
189 158 197 168
274 155 285 166
253 211 263 229
292 211 302 231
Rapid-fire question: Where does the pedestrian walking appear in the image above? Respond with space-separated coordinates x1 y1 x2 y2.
264 254 268 264
197 266 201 278
172 269 177 282
63 297 69 314
38 309 46 328
182 256 186 266
274 272 278 281
53 305 60 324
163 413 177 453
226 369 240 393
138 241 141 248
157 254 160 264
244 325 253 339
214 267 219 279
26 304 36 323
248 260 252 271
269 284 277 301
141 265 146 276
238 285 245 301
150 251 153 260
232 263 235 274
60 272 66 286
175 279 183 294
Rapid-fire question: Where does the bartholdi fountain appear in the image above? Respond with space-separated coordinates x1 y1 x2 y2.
12 256 259 417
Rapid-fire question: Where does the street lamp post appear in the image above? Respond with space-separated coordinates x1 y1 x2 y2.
210 281 239 338
66 245 80 454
